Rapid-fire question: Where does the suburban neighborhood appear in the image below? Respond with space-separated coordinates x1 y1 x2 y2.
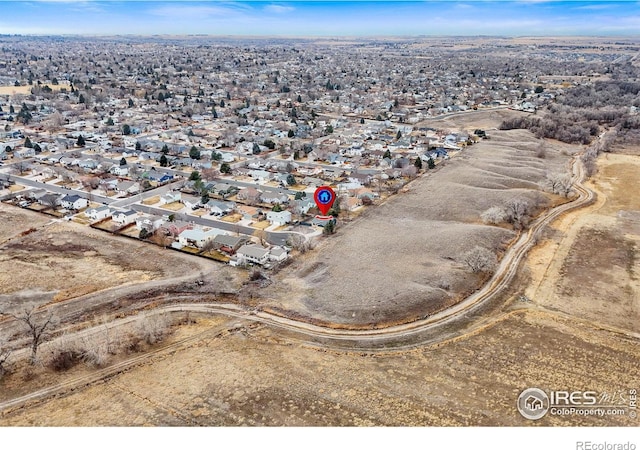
0 36 542 269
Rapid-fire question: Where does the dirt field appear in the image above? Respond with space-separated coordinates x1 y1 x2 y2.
0 203 51 242
526 153 640 333
263 121 576 327
0 204 229 307
1 308 636 426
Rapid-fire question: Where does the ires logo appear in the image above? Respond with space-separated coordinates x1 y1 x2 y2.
550 391 598 406
517 388 635 420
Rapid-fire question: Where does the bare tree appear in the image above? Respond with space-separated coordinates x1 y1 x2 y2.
2 304 57 364
504 198 531 230
12 161 31 175
288 233 314 254
545 173 573 197
481 206 506 225
463 246 498 273
0 334 11 378
81 335 109 367
136 314 169 345
39 193 60 209
535 142 547 159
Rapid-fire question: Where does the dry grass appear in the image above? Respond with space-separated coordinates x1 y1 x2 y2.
1 310 636 426
264 127 575 326
160 202 184 212
252 221 270 230
0 203 50 241
525 152 640 333
142 196 160 205
0 219 200 300
221 213 242 223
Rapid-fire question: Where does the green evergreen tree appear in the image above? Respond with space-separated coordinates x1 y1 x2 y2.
159 153 168 167
189 146 201 160
427 158 435 169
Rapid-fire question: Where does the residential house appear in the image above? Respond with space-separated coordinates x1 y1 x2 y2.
177 228 223 248
160 191 182 205
343 197 362 211
159 220 193 237
348 172 373 186
236 205 263 222
292 198 315 215
236 187 262 204
268 246 289 263
266 210 292 226
117 180 141 195
322 167 344 179
85 205 111 221
302 176 324 188
260 191 289 205
205 199 236 216
110 165 129 176
135 215 165 232
100 177 119 192
235 244 270 266
112 209 138 225
349 188 377 201
248 169 272 183
60 194 88 210
14 148 36 158
37 193 61 207
78 159 99 171
213 235 249 255
181 194 201 210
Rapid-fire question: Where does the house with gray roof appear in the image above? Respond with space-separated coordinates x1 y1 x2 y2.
235 244 270 266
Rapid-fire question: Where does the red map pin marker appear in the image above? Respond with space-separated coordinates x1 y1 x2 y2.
313 186 336 217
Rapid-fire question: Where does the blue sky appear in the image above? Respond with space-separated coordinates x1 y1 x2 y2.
0 1 639 36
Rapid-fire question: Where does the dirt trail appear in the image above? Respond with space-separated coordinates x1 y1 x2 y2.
525 152 640 333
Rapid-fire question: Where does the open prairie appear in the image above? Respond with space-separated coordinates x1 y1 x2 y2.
1 308 636 426
0 205 240 309
263 122 577 327
526 152 640 333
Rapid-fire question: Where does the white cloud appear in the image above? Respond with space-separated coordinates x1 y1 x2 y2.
264 4 294 14
148 4 249 19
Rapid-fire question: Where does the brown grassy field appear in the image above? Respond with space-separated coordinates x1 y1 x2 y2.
1 308 636 426
0 205 224 307
262 121 577 327
526 153 640 333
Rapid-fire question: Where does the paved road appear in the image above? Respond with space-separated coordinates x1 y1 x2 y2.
133 202 297 246
4 173 116 205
